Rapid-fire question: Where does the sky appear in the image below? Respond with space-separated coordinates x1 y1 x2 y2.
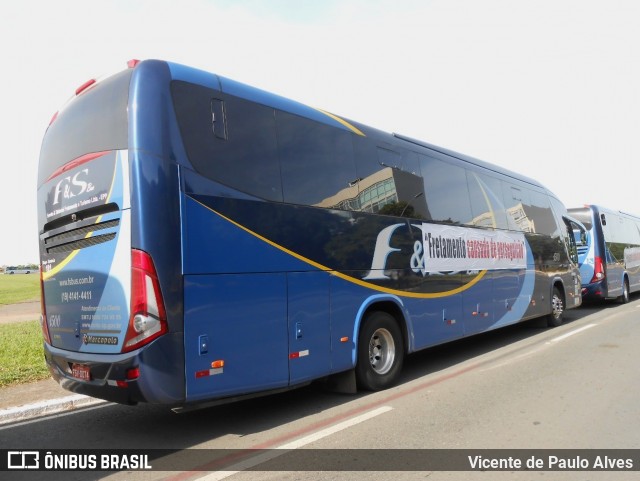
1 0 639 265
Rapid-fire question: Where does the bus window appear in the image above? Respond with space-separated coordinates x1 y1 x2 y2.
563 218 585 265
171 82 283 202
529 190 558 236
38 69 131 185
211 98 227 140
419 154 472 224
573 226 587 249
316 138 427 218
277 110 356 207
466 171 508 229
501 182 532 232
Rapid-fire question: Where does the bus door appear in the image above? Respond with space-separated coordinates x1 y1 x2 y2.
287 272 331 385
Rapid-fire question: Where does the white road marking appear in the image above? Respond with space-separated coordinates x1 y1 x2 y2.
547 324 596 344
482 322 600 372
197 405 394 480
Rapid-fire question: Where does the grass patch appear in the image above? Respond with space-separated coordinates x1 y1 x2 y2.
0 321 49 387
0 273 40 305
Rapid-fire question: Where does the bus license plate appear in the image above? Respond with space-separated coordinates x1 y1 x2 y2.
71 364 91 381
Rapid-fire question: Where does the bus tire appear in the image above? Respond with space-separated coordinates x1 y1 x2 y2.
356 311 404 391
618 278 630 304
546 286 565 327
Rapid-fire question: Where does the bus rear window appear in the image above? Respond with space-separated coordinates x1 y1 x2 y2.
568 207 594 230
38 69 132 186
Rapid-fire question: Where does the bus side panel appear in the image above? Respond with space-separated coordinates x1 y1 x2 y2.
182 195 312 274
486 240 539 328
605 258 624 298
287 272 331 384
464 267 533 335
493 269 523 324
629 256 640 293
184 274 289 402
328 279 376 372
410 291 464 349
442 267 529 338
463 273 494 335
601 214 624 298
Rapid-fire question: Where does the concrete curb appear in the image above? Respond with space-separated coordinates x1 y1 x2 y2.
0 395 107 425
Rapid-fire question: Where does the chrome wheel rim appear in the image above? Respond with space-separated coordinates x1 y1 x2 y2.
369 328 396 375
551 294 564 320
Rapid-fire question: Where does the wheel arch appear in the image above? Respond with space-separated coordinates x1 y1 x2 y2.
546 277 567 327
351 294 411 367
550 277 566 305
619 272 630 303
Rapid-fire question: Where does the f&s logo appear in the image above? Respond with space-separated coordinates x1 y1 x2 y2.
7 451 39 469
52 169 95 205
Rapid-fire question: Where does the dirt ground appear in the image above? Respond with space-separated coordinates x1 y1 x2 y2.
0 301 40 324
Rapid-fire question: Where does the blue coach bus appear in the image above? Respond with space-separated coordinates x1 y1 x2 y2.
568 205 640 303
37 59 582 406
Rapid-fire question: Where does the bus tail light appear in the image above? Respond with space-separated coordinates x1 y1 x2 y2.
123 250 168 352
49 111 59 126
75 78 97 96
590 256 605 284
39 266 51 345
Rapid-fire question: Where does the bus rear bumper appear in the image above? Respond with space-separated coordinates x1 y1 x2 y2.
581 281 610 301
43 333 185 406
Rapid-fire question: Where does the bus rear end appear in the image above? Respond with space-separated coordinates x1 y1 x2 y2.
568 206 610 300
37 62 184 405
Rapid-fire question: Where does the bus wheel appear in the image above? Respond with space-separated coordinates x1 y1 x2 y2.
618 279 630 304
356 311 404 391
546 287 565 327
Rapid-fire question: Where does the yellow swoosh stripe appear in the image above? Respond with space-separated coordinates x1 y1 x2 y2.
315 109 366 137
194 198 487 299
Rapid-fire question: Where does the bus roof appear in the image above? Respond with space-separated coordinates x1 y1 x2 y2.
164 60 550 194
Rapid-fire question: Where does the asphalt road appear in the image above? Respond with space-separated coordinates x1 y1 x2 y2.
2 298 639 481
